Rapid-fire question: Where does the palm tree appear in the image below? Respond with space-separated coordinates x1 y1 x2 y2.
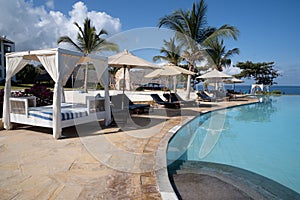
158 0 239 99
57 17 119 92
205 38 240 71
153 37 183 66
153 37 185 92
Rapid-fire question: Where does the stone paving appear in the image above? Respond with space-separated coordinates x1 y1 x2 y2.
0 98 258 199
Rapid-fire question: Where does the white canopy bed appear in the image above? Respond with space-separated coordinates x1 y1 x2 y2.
3 48 111 139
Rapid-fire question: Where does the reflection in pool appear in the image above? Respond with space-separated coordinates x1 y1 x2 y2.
167 96 300 193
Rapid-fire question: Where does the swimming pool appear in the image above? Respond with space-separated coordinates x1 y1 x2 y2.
167 95 300 194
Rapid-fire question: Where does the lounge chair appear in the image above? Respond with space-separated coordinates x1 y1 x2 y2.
111 94 150 114
163 93 198 106
163 93 176 102
150 94 180 109
127 96 150 114
212 90 230 101
196 91 218 102
226 89 247 100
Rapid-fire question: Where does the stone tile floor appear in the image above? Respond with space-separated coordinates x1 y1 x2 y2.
0 99 258 199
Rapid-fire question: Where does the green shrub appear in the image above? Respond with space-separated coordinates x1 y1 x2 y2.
271 90 281 94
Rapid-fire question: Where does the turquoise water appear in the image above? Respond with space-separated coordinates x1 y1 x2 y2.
167 95 300 193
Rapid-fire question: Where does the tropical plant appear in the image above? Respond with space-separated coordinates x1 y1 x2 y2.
57 17 119 55
204 38 240 71
153 37 183 66
24 85 53 106
16 64 40 84
57 17 119 92
235 61 280 86
158 0 239 98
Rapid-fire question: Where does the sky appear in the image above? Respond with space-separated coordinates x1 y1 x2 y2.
0 0 299 85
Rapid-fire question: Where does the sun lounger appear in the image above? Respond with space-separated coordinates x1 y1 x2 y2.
110 94 150 114
150 94 180 109
196 91 216 102
127 95 150 114
163 93 198 106
110 94 151 125
226 90 247 100
197 91 226 102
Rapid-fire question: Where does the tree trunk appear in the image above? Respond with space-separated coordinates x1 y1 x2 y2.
185 75 191 99
83 63 88 93
185 63 193 100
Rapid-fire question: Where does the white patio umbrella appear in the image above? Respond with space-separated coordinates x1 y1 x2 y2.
108 49 160 94
108 49 160 109
196 69 232 79
223 77 244 90
145 63 194 92
196 69 232 90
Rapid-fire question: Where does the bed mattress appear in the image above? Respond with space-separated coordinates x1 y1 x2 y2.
28 104 88 121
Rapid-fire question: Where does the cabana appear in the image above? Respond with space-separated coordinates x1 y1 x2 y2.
250 84 265 94
3 48 111 139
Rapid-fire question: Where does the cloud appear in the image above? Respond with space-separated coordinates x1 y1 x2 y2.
0 0 121 51
223 66 241 75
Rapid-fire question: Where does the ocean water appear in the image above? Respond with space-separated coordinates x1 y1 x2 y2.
167 95 300 193
229 85 300 95
194 84 300 95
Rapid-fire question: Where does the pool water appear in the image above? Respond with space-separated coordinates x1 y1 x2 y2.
167 95 300 193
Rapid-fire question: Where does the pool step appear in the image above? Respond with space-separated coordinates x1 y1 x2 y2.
169 160 300 200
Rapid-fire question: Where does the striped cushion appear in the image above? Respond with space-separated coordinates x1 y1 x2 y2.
29 107 88 121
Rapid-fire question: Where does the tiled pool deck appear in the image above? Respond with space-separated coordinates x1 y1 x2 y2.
0 98 259 199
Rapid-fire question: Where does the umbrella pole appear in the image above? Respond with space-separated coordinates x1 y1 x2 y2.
121 65 126 109
83 62 89 93
173 76 177 93
122 65 126 95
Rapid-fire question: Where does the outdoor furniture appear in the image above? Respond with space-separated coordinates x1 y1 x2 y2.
9 96 107 129
108 49 160 93
226 90 247 100
110 94 151 125
111 94 150 114
144 63 194 93
163 93 198 107
213 90 229 101
3 48 111 139
196 91 219 102
150 94 180 109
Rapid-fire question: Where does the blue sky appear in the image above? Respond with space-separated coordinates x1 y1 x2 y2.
1 0 299 85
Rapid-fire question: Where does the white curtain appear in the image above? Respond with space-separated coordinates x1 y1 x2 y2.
92 58 111 125
37 54 61 139
37 53 81 139
3 57 29 129
61 54 82 103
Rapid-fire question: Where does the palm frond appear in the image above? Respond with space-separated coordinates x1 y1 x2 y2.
57 36 82 52
57 17 119 55
202 24 240 46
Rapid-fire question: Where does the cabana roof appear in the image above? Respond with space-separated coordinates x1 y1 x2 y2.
5 48 104 65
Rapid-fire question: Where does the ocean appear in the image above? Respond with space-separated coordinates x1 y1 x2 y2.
194 84 300 95
228 85 300 95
